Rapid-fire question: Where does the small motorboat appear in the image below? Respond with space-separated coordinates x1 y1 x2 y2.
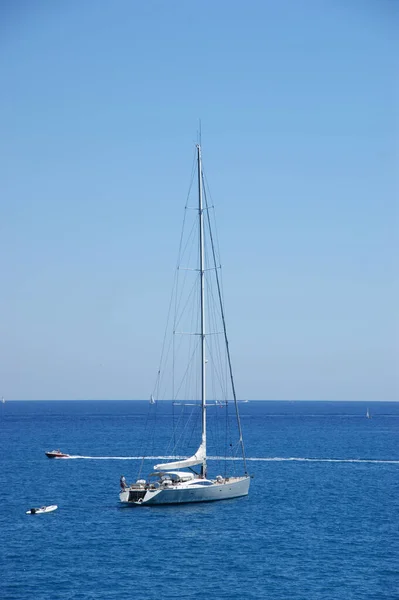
45 449 70 459
26 505 58 515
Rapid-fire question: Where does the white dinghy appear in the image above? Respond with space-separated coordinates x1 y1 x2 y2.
26 505 58 515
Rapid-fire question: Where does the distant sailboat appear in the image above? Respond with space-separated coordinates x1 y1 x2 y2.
149 395 156 405
1 397 5 404
366 408 371 419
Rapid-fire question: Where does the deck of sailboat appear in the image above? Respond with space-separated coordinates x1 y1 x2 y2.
125 475 248 489
121 473 250 505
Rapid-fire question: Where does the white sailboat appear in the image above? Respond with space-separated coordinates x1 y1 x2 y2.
149 394 156 405
366 408 371 419
120 143 250 505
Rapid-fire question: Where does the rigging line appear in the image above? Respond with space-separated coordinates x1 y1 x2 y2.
157 283 198 401
223 397 229 476
165 406 187 455
203 181 248 475
173 338 201 400
172 281 176 403
173 263 199 402
166 151 203 401
174 400 202 458
173 220 197 343
172 295 198 382
183 145 198 212
153 263 179 397
188 402 202 450
187 290 200 403
203 178 226 318
203 172 223 275
166 409 186 456
178 217 197 272
205 275 225 384
173 276 199 333
172 212 191 402
210 303 227 397
137 400 159 478
167 149 196 400
208 400 227 465
157 332 176 400
203 236 225 395
205 338 226 400
153 179 195 397
180 148 198 263
183 277 197 400
168 402 201 457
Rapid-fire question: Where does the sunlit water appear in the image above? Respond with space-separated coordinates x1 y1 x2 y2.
1 400 398 600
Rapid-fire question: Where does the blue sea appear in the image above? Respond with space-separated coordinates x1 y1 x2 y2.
1 400 398 600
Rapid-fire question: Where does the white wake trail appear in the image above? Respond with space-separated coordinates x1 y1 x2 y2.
244 457 399 464
64 455 399 464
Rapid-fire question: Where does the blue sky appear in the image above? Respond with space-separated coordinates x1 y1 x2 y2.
0 0 397 400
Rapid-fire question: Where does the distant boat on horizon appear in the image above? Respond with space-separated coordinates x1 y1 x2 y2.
366 408 371 419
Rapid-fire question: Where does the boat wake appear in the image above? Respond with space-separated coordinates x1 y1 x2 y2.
64 455 399 464
245 457 399 464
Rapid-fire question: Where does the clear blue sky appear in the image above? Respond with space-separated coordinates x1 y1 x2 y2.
0 0 397 400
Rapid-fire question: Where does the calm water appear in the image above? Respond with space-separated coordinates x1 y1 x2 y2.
1 400 398 600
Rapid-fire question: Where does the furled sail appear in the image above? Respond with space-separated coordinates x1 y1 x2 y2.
154 442 206 471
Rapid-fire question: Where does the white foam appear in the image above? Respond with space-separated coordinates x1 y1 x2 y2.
64 455 399 464
243 457 399 464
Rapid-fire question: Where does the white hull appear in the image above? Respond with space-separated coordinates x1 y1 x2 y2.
26 505 58 515
120 476 250 506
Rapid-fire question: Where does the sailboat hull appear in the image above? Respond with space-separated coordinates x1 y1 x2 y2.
120 476 250 506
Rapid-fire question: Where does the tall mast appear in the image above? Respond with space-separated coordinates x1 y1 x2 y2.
197 143 206 475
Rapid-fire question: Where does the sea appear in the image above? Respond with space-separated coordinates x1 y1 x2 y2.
0 400 398 600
